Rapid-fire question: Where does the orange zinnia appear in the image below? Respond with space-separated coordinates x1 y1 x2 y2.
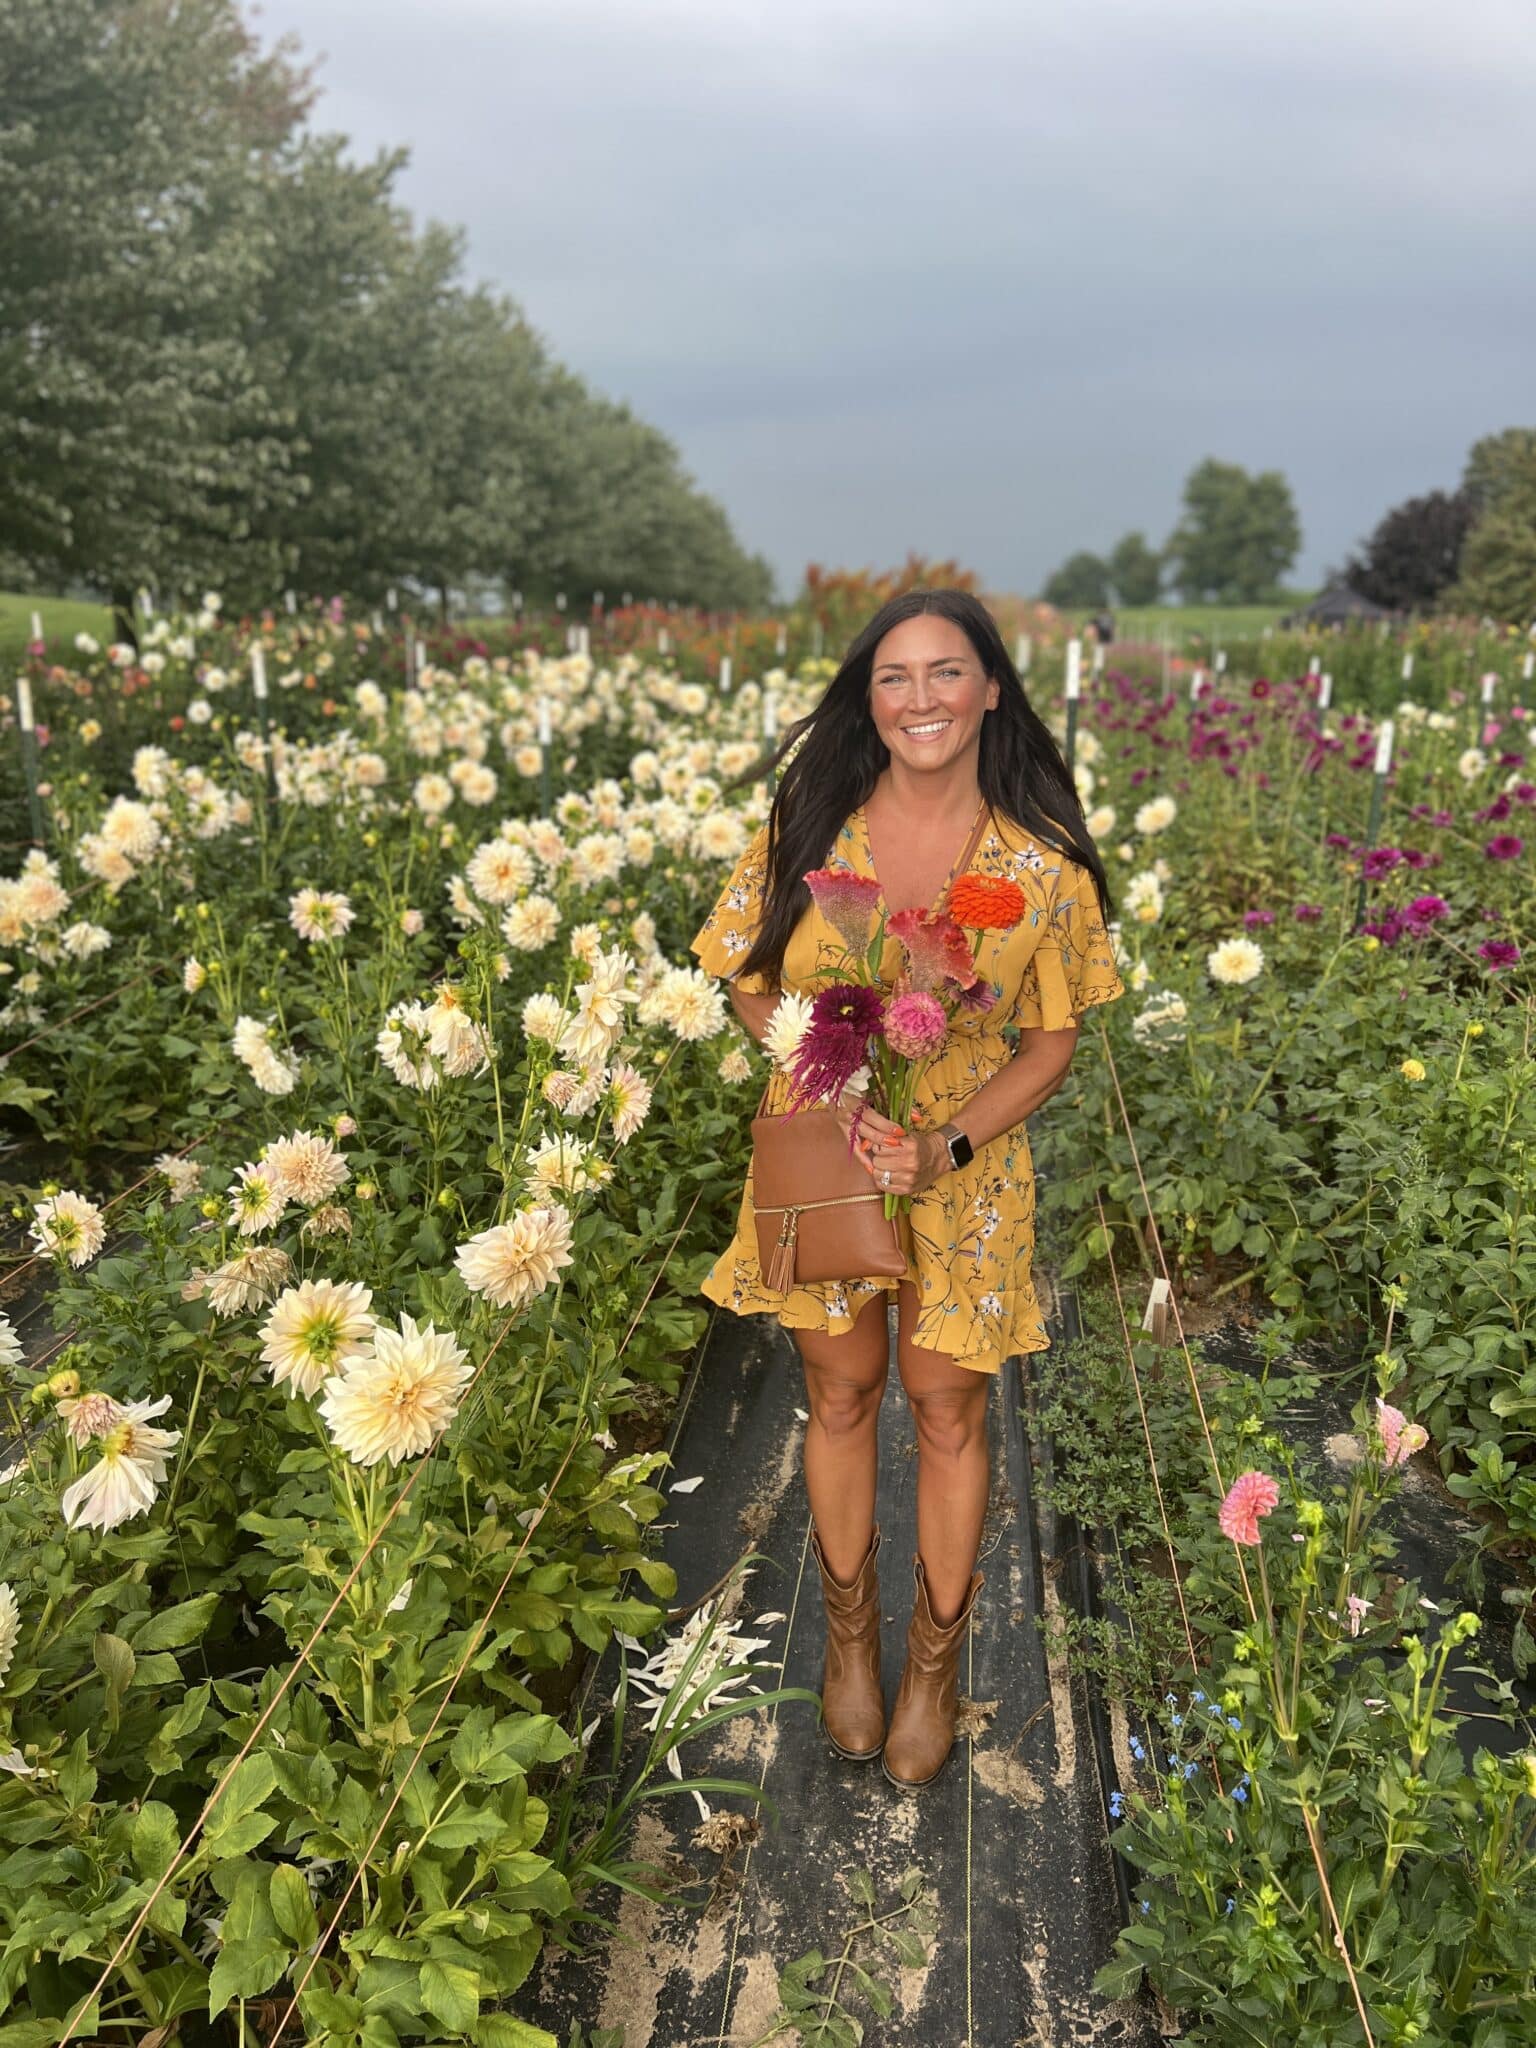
946 872 1027 931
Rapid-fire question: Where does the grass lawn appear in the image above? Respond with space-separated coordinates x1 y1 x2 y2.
1061 601 1315 647
0 588 115 668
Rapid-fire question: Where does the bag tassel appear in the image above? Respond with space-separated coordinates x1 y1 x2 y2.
766 1206 799 1293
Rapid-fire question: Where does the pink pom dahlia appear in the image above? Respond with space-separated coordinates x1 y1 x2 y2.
1217 1469 1281 1546
804 868 883 955
1374 1397 1428 1468
883 989 948 1060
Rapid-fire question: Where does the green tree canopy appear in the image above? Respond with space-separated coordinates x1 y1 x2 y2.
1163 458 1301 604
1108 531 1163 606
1042 551 1112 609
1448 429 1536 623
0 0 772 617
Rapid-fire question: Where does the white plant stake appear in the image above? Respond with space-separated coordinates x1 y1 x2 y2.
29 611 43 645
719 655 732 693
284 589 297 615
537 697 552 748
1374 718 1395 776
15 676 34 732
251 646 268 700
658 628 670 656
1481 672 1497 706
1318 672 1333 710
1065 638 1081 700
1402 652 1414 681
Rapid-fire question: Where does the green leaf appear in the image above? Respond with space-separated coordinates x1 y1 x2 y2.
132 1800 181 1881
208 1937 289 2014
203 1752 278 1848
126 1591 220 1653
476 2018 559 2048
419 1959 479 2035
270 1862 319 1948
93 1630 136 1699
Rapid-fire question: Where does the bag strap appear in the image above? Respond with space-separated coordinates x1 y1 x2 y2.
942 797 995 904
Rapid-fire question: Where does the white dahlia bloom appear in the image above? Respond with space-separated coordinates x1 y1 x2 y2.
1134 796 1177 836
455 1205 575 1312
261 1279 377 1398
377 1002 440 1090
59 1397 181 1532
1207 937 1265 987
30 1191 106 1268
318 1315 473 1467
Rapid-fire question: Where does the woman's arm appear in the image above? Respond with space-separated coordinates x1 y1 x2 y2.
834 1025 1082 1197
727 982 782 1047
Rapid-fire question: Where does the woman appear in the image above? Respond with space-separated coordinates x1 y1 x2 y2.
689 589 1125 1788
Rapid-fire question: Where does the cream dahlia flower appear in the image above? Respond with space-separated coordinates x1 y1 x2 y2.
59 1397 181 1532
30 1191 106 1268
262 1279 376 1398
318 1315 473 1467
455 1205 575 1312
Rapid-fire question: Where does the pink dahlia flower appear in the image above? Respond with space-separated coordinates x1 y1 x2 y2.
1374 1397 1428 1468
1217 1469 1280 1546
883 989 948 1060
804 868 883 955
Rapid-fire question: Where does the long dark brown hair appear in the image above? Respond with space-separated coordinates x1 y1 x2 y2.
726 588 1117 990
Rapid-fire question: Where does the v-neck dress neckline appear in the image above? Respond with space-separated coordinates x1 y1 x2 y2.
854 791 988 916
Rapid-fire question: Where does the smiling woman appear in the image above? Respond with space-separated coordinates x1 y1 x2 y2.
689 586 1125 1788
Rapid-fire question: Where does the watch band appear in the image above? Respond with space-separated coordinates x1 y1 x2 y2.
939 1121 974 1170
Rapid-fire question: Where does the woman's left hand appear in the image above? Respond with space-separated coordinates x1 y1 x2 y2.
850 1116 951 1198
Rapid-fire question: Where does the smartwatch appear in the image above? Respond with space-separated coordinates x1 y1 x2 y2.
939 1121 974 1170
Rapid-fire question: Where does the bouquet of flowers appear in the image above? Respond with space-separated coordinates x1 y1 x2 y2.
766 865 1029 1219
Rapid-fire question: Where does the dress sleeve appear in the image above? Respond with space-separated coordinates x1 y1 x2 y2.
1010 854 1126 1031
688 821 781 994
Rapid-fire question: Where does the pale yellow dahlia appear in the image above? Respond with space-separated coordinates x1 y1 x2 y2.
261 1279 376 1398
318 1314 473 1467
454 1205 575 1312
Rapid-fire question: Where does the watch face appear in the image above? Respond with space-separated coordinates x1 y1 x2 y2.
948 1130 974 1168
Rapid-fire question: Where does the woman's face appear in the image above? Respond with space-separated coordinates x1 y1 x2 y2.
867 615 1000 776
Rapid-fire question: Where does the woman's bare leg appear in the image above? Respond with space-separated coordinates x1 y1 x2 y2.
895 1280 992 1626
792 1289 891 1583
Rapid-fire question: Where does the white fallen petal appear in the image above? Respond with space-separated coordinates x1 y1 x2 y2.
387 1577 414 1613
669 1475 705 1494
794 1408 809 1422
755 1611 787 1627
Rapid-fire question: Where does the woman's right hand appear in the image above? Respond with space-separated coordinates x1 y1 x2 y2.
833 1091 907 1175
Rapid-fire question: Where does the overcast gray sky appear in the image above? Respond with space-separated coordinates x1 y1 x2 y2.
251 0 1535 601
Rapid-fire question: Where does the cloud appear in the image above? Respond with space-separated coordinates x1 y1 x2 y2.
255 0 1536 593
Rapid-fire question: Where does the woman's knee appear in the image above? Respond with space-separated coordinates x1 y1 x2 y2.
796 1299 889 1435
905 1382 990 1459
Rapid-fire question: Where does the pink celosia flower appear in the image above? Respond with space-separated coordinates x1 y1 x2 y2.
804 868 884 955
883 990 948 1060
1217 1469 1280 1546
886 906 978 992
1374 1397 1428 1468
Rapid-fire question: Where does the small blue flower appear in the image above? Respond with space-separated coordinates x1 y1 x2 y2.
1182 1761 1199 1780
1227 1714 1242 1730
1232 1783 1248 1803
1129 1735 1146 1760
1224 1896 1235 1915
1167 1753 1179 1769
1192 1689 1206 1704
1139 1899 1151 1915
1170 1712 1183 1728
1164 1691 1179 1706
1109 1790 1125 1818
1207 1701 1224 1716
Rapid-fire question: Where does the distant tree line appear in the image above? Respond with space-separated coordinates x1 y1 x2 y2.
0 0 774 627
1040 458 1303 610
1336 428 1536 624
1041 429 1536 624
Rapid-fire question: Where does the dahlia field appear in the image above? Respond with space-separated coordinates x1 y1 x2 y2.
0 599 1530 2042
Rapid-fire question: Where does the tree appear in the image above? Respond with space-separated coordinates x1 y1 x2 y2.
1108 532 1163 606
1447 429 1536 622
0 0 315 629
1041 552 1112 609
1341 490 1474 613
1163 459 1301 603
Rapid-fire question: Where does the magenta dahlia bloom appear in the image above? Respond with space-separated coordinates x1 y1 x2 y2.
1362 846 1404 879
1405 894 1449 923
884 990 948 1060
804 867 883 953
1484 834 1524 861
1478 939 1521 971
785 982 886 1108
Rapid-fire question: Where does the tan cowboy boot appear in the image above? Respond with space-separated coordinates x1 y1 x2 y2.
881 1553 984 1788
809 1522 886 1760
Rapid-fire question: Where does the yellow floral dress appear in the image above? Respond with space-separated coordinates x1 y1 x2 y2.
689 804 1127 1376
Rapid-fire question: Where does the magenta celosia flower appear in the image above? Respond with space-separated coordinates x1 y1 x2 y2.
804 867 883 954
887 906 978 992
1484 834 1524 861
1243 909 1275 929
883 990 948 1060
1217 1470 1280 1546
1374 1397 1428 1468
1478 939 1521 971
785 982 885 1109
